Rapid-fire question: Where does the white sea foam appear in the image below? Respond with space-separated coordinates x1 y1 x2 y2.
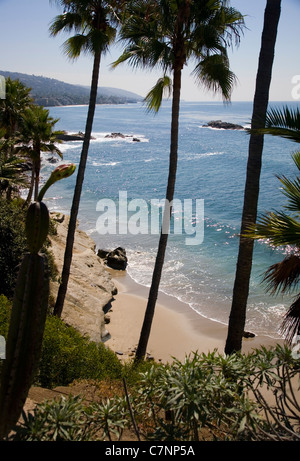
185 151 224 160
92 161 120 167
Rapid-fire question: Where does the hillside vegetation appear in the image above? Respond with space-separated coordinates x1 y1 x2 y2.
0 71 143 107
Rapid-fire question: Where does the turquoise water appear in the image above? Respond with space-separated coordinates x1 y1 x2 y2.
41 100 300 337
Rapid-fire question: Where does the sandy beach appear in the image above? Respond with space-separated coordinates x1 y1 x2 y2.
105 268 283 363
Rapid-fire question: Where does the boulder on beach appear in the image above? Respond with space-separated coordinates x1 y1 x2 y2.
98 247 128 271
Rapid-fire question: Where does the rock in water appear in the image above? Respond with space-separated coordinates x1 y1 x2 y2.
203 120 244 130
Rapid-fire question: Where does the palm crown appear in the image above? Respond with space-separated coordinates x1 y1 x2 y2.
49 0 118 57
113 0 244 109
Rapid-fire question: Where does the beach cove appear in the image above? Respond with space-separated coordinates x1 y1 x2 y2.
45 101 300 340
49 213 283 364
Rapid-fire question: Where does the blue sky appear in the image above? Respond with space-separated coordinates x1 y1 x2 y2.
0 0 299 101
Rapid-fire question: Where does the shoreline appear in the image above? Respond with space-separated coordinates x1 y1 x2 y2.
104 267 283 363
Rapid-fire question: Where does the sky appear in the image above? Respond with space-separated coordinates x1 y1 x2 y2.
0 0 299 102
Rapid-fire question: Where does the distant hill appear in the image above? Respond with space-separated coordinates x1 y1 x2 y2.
0 71 143 106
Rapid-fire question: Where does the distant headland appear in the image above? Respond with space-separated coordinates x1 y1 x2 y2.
0 70 143 107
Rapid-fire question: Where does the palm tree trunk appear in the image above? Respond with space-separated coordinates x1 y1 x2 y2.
34 156 41 202
24 168 34 207
224 0 281 355
53 51 101 317
135 64 182 362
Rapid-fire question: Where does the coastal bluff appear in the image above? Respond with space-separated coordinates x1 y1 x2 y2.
49 213 117 343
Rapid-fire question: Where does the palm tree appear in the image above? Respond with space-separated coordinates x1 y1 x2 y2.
113 0 245 361
0 78 32 156
245 106 300 345
49 0 120 317
247 151 300 345
16 105 63 203
225 0 281 355
0 129 28 200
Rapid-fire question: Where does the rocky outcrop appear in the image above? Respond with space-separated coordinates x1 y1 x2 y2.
203 120 244 130
49 213 117 343
105 132 126 139
56 131 95 141
97 247 128 271
105 132 141 142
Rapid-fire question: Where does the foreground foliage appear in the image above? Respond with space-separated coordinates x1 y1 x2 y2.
9 345 300 441
39 315 123 388
0 299 123 389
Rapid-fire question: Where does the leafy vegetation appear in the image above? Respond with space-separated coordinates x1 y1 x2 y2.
0 292 122 389
0 197 58 298
7 346 300 441
0 198 27 298
39 315 123 388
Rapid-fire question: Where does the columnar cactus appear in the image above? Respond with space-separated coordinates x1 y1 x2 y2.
0 164 75 439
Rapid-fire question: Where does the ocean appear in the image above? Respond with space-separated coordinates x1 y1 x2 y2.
41 100 300 339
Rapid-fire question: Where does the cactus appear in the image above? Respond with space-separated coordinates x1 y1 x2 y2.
26 201 50 254
0 254 49 438
0 164 75 439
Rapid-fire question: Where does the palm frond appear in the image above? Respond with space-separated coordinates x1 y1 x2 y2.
49 12 84 37
144 75 172 113
192 53 236 101
277 177 300 214
63 34 91 58
245 211 300 247
49 2 117 58
248 106 300 143
280 295 300 345
262 254 300 295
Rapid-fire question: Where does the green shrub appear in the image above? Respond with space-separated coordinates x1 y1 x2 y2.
38 315 123 388
0 198 58 298
0 198 27 298
11 345 300 441
14 395 92 441
0 294 12 339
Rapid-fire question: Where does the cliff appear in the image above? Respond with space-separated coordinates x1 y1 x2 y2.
49 213 117 343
